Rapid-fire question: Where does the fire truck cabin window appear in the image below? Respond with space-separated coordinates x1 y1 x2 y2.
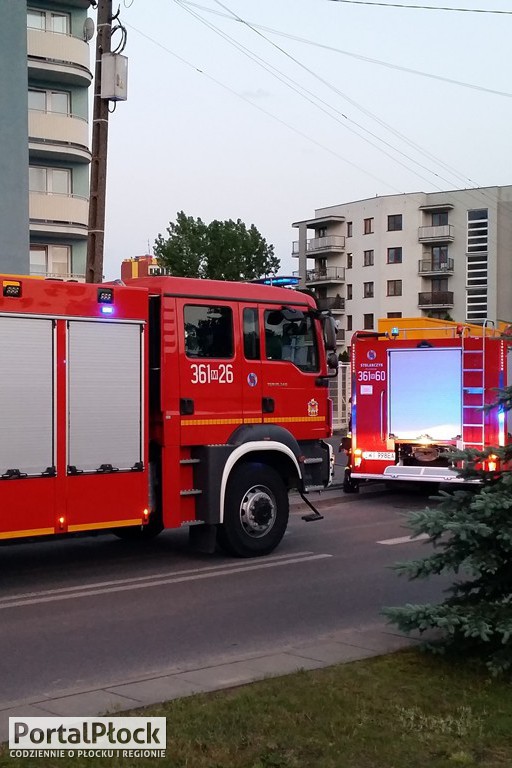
264 309 318 372
184 305 233 358
243 307 260 360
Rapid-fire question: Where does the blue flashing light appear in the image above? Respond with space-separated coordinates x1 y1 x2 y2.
391 327 399 338
101 305 114 315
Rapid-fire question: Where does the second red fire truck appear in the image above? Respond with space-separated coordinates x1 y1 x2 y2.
0 274 338 557
343 323 512 490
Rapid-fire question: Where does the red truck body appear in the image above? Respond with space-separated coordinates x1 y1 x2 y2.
0 275 334 556
346 330 511 486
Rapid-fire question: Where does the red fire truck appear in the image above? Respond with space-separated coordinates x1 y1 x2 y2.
0 274 337 556
343 326 512 490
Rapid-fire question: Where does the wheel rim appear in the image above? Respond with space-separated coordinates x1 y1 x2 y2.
239 484 277 538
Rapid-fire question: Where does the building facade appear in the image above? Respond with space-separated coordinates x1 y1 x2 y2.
1 1 92 279
293 186 512 349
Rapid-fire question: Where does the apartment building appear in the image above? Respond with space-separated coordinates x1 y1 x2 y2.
292 186 512 349
0 1 92 279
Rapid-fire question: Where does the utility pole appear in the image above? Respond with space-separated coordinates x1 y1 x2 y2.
86 0 112 284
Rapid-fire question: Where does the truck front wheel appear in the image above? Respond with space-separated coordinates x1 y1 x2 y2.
217 464 289 557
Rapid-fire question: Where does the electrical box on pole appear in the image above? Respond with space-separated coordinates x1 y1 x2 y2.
101 53 128 101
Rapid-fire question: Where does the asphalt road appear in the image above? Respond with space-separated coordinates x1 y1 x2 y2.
0 485 446 709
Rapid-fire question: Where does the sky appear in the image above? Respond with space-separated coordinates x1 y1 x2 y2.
101 0 512 280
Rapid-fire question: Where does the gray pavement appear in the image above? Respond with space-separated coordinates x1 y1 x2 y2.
1 449 414 745
0 622 420 742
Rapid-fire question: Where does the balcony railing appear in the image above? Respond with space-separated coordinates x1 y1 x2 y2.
29 110 90 162
316 295 345 312
292 235 345 255
418 258 454 275
27 29 92 85
418 225 455 243
306 266 345 283
418 291 454 307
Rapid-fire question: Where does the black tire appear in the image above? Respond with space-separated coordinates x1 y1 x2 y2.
112 512 164 541
343 471 359 494
217 464 289 558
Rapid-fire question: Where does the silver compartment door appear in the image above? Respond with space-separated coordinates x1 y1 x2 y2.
0 317 54 476
68 321 143 473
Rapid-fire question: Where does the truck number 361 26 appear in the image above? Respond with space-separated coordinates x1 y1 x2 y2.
190 363 234 384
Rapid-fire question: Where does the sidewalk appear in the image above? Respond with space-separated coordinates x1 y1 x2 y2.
0 623 420 742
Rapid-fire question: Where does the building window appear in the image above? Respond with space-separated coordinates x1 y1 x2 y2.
347 284 353 300
467 209 488 253
432 211 448 226
363 217 374 234
432 277 449 292
27 9 70 33
387 280 402 297
387 247 402 264
346 222 353 237
431 245 448 268
363 313 374 330
317 227 327 238
387 312 402 319
347 315 352 331
29 166 71 195
363 282 374 298
28 88 70 115
387 214 402 231
30 245 70 277
363 250 374 266
346 253 352 269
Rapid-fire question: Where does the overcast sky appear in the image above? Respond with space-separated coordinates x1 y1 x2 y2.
102 0 512 279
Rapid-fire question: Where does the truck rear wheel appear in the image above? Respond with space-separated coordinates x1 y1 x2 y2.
217 464 289 557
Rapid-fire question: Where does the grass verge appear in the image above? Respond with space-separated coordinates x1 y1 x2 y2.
2 650 512 768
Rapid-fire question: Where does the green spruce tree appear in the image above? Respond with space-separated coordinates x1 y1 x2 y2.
383 385 512 676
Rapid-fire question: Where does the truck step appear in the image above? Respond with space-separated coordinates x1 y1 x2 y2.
180 458 200 465
303 484 325 492
302 457 323 465
180 488 203 496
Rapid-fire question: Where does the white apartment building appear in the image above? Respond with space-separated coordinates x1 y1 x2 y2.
0 2 92 279
292 186 512 349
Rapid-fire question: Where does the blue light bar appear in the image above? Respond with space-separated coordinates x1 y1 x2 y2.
101 305 114 315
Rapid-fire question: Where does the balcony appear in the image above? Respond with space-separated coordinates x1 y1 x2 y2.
29 110 90 163
418 258 454 275
418 225 455 244
29 191 89 238
306 266 345 285
27 29 92 86
418 291 454 308
316 295 345 313
292 235 345 256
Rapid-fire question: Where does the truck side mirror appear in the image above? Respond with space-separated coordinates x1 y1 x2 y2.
322 316 337 351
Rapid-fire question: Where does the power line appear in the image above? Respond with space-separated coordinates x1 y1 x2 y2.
204 0 455 190
326 0 512 14
179 1 512 99
204 0 481 191
124 21 403 192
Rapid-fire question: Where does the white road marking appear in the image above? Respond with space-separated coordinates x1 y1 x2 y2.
0 552 332 610
377 533 431 546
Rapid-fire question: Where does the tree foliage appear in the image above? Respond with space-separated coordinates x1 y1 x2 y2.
383 385 512 676
154 211 280 281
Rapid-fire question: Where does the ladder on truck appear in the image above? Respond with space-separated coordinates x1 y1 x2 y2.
461 323 493 451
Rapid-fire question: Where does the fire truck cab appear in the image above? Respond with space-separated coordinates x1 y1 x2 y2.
0 275 336 557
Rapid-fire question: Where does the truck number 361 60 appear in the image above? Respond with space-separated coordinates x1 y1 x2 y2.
190 363 234 384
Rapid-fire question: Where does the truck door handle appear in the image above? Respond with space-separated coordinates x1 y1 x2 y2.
262 397 275 414
180 398 195 415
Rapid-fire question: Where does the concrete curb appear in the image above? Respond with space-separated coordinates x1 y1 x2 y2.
0 624 421 742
